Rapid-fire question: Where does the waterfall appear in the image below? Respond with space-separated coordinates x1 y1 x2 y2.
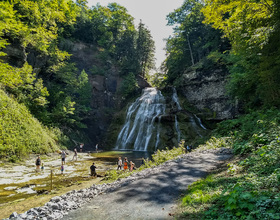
172 87 182 110
155 115 162 151
174 115 181 142
115 88 166 151
172 88 182 142
189 115 203 137
194 114 207 130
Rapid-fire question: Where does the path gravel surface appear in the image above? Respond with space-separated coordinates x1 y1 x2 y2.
62 150 232 220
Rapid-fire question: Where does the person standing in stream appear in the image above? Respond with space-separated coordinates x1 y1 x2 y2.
79 143 84 152
35 155 41 172
90 162 97 177
72 148 78 161
117 157 122 170
123 157 128 172
61 151 66 165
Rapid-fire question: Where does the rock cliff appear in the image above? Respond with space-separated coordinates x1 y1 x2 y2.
178 67 238 121
68 42 150 147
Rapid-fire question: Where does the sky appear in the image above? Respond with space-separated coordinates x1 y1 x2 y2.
87 0 185 69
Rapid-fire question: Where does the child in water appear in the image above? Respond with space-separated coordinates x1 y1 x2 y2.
90 162 97 177
130 161 135 171
41 163 44 172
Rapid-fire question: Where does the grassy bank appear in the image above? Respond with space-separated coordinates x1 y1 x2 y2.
0 89 65 162
176 109 280 219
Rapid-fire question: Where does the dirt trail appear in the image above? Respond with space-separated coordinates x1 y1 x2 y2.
62 152 232 220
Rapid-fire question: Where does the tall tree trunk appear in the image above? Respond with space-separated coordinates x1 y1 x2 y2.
187 35 195 66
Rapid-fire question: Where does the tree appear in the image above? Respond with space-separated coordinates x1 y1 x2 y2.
202 0 280 108
136 20 156 78
164 0 229 83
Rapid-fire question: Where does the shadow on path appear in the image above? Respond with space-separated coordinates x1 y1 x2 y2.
63 153 232 220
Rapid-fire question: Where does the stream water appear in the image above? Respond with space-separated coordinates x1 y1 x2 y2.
0 151 151 205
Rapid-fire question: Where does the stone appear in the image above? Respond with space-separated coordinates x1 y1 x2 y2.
9 212 18 219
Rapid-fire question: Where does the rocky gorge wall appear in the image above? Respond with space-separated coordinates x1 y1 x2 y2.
2 39 236 150
68 42 150 148
177 67 239 121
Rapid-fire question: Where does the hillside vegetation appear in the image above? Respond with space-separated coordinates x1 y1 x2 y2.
0 89 62 162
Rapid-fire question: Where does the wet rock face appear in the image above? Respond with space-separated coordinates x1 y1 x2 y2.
179 68 238 120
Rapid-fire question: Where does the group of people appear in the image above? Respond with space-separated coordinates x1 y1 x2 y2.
117 157 136 172
35 144 140 178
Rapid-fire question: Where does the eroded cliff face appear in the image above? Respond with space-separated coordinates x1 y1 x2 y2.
178 68 238 121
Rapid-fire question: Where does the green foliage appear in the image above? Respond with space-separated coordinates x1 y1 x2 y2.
150 146 186 166
163 0 229 83
202 0 273 54
178 109 280 219
182 175 221 206
146 71 167 88
136 21 156 77
118 73 138 98
0 89 60 161
202 0 280 109
197 136 233 152
0 0 156 160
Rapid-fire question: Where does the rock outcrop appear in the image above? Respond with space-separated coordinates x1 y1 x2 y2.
68 42 150 146
178 68 238 120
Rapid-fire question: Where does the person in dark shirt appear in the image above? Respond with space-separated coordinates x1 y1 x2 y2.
90 162 97 177
35 155 41 172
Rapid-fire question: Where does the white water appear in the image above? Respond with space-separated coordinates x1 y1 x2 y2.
172 87 182 110
194 114 207 130
115 88 166 151
174 115 181 142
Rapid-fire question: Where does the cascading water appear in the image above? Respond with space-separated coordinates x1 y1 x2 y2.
194 114 207 130
115 88 166 151
172 87 182 110
172 88 182 142
174 115 181 142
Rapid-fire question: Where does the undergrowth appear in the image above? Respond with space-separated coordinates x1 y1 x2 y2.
103 143 186 182
177 108 280 220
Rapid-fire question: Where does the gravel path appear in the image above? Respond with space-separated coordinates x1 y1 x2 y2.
62 149 232 220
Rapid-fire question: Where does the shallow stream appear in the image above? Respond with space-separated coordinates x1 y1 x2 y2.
0 151 151 205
